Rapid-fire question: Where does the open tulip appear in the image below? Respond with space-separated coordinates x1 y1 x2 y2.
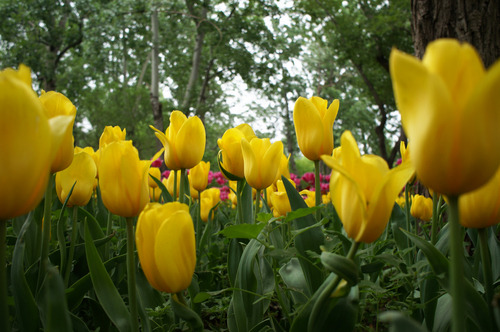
190 161 210 192
241 138 283 190
136 202 196 293
99 126 126 150
151 111 206 170
300 190 316 208
293 96 339 161
217 124 257 179
322 131 415 243
390 39 500 195
0 65 73 219
39 91 77 173
99 141 150 217
459 166 500 229
411 195 433 222
200 188 221 222
56 151 97 207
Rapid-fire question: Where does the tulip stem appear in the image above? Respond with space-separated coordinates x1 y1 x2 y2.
431 193 439 245
179 169 186 204
236 180 244 225
478 228 494 308
173 171 178 202
404 183 413 264
0 220 10 332
196 190 202 254
254 189 261 223
307 241 360 332
448 195 465 332
37 174 55 292
105 211 113 261
125 217 139 332
64 207 79 287
314 160 321 221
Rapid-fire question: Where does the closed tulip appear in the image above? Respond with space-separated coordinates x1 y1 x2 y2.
166 170 181 197
217 124 257 179
190 161 210 192
411 195 433 222
149 186 162 202
99 141 150 217
293 96 339 161
39 91 77 173
75 146 99 179
149 167 161 188
0 65 73 219
390 39 500 195
322 131 415 243
271 179 295 217
200 188 221 222
56 151 97 207
241 138 283 190
459 167 500 229
151 111 206 170
136 202 196 293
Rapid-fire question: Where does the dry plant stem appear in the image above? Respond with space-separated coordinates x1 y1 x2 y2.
314 160 321 221
478 228 494 309
307 241 361 332
126 217 139 332
431 193 439 245
0 220 10 332
64 207 79 287
37 174 55 290
254 189 261 223
448 195 465 332
236 180 244 225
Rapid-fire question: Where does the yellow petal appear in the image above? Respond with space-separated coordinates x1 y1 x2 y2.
57 152 97 207
175 116 206 169
293 97 324 161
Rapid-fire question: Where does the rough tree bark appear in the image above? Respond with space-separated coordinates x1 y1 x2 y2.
411 0 500 66
151 9 164 153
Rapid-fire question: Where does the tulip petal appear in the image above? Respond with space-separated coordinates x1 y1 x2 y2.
320 99 339 156
241 138 258 185
48 115 75 165
260 141 284 190
58 152 97 207
293 97 324 160
175 116 206 169
155 210 196 293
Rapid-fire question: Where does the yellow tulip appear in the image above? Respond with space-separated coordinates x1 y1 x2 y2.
99 141 150 217
241 138 283 190
410 195 433 222
459 167 500 229
166 170 181 197
0 65 73 219
293 96 339 161
151 111 206 170
56 152 97 207
136 202 196 293
274 154 291 184
322 131 415 243
395 196 407 209
200 188 220 222
149 186 161 202
148 167 161 188
228 181 238 207
300 190 316 208
99 126 126 150
217 124 257 179
390 39 500 195
188 174 199 200
271 179 295 217
75 146 99 178
190 161 210 192
39 91 77 173
322 193 331 205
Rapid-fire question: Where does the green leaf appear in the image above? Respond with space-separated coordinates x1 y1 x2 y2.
70 312 91 332
402 229 492 331
434 293 452 332
279 258 310 305
282 176 324 294
320 251 359 286
218 151 244 181
390 203 408 252
218 223 266 239
240 180 254 224
10 212 40 332
37 264 73 331
379 311 428 332
170 294 204 332
57 181 77 282
150 174 173 203
284 205 323 223
228 238 243 287
84 221 133 332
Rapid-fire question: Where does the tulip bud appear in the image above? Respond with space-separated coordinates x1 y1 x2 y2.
56 152 97 207
241 138 283 190
410 195 433 221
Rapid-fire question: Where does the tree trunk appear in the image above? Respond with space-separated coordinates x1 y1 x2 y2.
150 9 164 153
411 0 500 66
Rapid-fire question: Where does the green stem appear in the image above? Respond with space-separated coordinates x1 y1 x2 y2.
179 169 186 204
307 242 361 332
273 259 292 325
196 191 203 253
0 220 10 332
126 217 139 332
404 183 413 264
431 193 439 245
173 170 178 202
37 174 55 291
254 189 261 224
236 180 244 225
448 195 465 332
314 160 321 221
104 210 113 261
64 207 79 287
478 228 494 307
175 291 188 306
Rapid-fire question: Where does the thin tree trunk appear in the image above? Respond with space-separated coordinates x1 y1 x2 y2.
150 9 164 152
